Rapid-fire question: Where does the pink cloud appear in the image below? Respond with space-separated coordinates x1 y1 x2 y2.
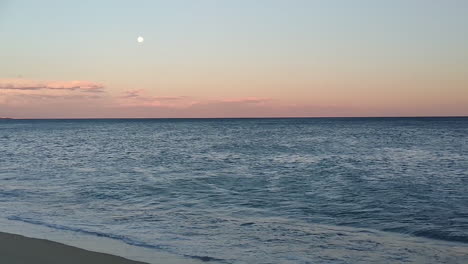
0 79 105 92
10 93 102 100
0 79 106 109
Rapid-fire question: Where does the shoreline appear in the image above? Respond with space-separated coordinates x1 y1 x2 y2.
0 232 149 264
2 217 468 263
0 218 205 264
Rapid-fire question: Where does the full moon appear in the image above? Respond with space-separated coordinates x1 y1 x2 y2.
137 36 144 43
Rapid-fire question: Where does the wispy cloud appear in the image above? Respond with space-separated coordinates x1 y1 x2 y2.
10 93 103 100
119 90 270 109
120 89 145 98
218 97 270 104
121 89 188 101
0 79 105 93
118 89 193 108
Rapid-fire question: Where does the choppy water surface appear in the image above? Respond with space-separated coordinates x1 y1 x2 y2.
1 118 467 263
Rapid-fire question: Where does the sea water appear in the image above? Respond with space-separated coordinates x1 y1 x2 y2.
0 118 467 263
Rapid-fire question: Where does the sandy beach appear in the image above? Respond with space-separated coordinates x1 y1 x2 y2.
0 232 149 264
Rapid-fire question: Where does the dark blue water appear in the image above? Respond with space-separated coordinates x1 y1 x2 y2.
1 118 467 263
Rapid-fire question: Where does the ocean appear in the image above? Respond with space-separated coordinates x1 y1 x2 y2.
1 117 467 263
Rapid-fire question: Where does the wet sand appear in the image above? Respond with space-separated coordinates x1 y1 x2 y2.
0 232 149 264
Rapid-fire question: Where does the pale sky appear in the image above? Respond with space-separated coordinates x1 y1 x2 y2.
1 0 467 118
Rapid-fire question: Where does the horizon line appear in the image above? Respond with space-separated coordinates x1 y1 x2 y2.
2 115 468 120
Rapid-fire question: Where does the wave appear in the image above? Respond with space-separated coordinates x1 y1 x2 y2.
6 215 225 263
